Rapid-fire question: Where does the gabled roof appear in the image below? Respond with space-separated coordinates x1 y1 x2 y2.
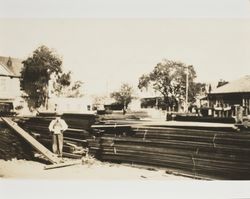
210 75 250 94
0 56 23 76
0 62 13 75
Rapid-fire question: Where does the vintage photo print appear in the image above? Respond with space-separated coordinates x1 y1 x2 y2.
0 0 250 199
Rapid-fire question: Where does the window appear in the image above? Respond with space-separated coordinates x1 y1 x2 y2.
0 78 7 92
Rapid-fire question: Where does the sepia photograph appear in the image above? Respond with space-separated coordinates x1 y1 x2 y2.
1 0 250 198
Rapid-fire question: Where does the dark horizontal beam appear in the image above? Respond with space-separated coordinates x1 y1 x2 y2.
0 74 21 78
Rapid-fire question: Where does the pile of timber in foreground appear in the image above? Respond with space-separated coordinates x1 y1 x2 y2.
0 121 33 160
90 123 250 180
18 113 97 159
13 114 250 180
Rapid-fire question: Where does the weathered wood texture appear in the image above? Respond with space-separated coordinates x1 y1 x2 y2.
90 122 250 180
0 121 33 160
5 114 250 180
1 117 61 164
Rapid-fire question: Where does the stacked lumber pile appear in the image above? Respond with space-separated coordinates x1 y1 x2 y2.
61 113 97 130
87 124 132 156
90 124 250 180
173 115 235 124
18 113 97 158
9 113 250 179
0 122 33 160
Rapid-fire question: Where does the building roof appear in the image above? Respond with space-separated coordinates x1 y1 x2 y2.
0 56 23 76
210 75 250 94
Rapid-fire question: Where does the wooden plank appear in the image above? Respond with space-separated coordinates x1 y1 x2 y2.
62 152 83 159
44 160 82 170
91 124 131 128
1 117 61 164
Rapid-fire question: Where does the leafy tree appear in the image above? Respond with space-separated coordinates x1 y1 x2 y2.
53 74 84 98
52 68 85 98
20 45 64 110
53 71 71 96
66 81 84 98
56 72 71 87
110 83 134 114
189 82 207 101
138 59 198 110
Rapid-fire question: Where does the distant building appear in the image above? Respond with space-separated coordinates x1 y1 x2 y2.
208 75 250 117
138 87 183 112
0 56 24 113
137 88 162 109
48 97 93 113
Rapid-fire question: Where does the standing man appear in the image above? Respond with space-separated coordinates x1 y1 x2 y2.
48 115 68 157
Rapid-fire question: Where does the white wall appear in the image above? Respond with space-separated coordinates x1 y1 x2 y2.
48 97 93 113
0 77 20 100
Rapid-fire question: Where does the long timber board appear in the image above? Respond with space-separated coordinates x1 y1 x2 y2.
1 117 61 164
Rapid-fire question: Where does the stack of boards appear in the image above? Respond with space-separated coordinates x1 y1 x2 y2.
89 123 250 180
3 113 250 180
18 113 97 159
0 121 33 160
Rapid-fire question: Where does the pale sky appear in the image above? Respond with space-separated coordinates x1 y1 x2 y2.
1 19 250 95
1 0 250 18
0 1 250 95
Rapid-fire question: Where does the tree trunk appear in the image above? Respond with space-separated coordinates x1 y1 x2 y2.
123 100 126 115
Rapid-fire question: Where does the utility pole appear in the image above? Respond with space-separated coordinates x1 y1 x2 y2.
44 84 49 110
185 65 191 113
45 69 51 110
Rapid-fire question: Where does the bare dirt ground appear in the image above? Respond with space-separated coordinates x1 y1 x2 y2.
0 158 189 180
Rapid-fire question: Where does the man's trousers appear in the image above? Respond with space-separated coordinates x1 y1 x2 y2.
52 133 63 157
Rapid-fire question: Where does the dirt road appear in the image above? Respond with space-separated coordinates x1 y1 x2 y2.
0 158 189 180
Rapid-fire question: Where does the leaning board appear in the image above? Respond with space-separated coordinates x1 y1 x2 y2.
1 117 61 164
